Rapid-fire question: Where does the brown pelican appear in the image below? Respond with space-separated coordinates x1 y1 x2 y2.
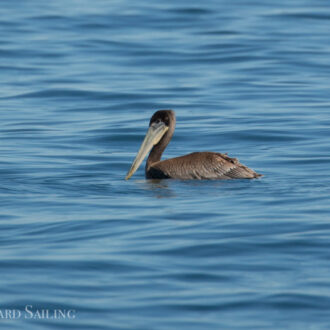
125 110 262 180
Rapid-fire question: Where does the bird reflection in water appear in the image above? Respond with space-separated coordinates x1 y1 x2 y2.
136 179 175 199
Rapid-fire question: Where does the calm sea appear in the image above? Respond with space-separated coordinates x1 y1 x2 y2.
1 0 330 329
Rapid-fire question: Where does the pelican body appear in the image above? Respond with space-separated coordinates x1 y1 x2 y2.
125 110 262 180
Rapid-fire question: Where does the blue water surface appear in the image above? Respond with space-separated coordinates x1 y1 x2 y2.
1 0 330 329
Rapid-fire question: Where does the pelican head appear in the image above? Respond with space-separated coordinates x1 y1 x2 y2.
125 110 175 180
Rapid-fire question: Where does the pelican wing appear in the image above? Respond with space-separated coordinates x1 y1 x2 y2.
148 152 261 180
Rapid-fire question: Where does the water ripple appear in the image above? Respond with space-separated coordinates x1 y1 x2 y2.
1 0 330 329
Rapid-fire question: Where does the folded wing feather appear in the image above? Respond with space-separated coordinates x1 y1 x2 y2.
149 152 261 180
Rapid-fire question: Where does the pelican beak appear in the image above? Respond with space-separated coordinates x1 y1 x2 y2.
125 121 168 180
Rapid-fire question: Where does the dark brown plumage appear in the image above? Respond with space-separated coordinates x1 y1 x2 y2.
125 110 262 180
